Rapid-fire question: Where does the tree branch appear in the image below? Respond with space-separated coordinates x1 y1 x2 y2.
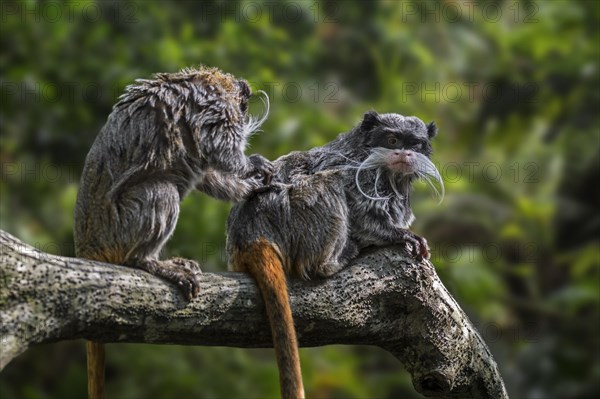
0 229 507 398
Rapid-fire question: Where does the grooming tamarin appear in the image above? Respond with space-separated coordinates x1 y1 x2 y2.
74 66 272 399
226 111 443 398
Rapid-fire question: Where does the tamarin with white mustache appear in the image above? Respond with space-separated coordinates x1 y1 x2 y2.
227 111 443 398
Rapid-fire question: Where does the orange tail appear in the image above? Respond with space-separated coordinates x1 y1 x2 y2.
239 240 305 399
86 341 105 399
79 251 119 399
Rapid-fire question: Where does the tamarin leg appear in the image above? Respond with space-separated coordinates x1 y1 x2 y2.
315 240 359 278
86 180 201 398
115 180 202 298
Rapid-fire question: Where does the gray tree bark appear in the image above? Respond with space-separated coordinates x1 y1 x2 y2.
0 229 507 398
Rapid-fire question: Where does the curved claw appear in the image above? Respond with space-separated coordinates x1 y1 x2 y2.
416 236 430 260
178 277 200 301
169 258 202 300
399 230 430 261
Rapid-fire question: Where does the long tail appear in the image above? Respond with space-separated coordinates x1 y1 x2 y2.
236 240 305 399
77 250 117 399
86 341 105 399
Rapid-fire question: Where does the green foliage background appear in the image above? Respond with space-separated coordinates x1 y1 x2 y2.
1 0 598 398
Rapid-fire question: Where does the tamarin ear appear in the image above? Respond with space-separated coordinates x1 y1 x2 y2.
361 110 380 131
427 121 438 139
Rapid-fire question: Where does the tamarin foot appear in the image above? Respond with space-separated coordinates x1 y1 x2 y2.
398 230 430 261
129 258 201 301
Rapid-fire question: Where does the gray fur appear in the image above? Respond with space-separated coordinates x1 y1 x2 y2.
227 110 441 278
74 66 272 299
227 170 357 279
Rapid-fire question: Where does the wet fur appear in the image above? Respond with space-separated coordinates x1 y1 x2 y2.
74 66 271 284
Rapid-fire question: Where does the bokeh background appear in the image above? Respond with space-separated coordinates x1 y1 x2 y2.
1 0 598 398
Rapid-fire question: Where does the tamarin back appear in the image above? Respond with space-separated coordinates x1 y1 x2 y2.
227 111 443 398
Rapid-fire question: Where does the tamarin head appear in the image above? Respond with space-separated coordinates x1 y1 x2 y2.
351 111 443 201
117 65 269 140
360 110 436 156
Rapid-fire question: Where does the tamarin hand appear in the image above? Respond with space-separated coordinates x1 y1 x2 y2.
247 153 274 184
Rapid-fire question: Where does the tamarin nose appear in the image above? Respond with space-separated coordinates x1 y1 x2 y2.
393 150 412 159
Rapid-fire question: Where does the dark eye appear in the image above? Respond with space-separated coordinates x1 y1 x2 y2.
388 137 399 146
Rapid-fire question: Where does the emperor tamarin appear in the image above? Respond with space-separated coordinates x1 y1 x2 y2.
74 66 272 398
227 111 443 398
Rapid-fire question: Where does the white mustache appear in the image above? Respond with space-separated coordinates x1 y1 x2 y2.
243 90 270 138
340 147 445 203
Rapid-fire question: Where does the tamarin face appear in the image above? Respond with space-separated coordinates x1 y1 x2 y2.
353 111 443 201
